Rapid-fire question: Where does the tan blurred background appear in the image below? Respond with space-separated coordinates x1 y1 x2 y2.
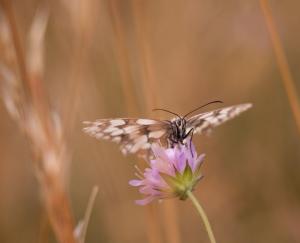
1 0 300 243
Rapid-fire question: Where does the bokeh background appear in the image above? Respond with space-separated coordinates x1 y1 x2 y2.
1 0 300 243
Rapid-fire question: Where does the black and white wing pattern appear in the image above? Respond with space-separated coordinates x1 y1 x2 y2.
186 103 252 134
83 103 252 155
83 118 170 155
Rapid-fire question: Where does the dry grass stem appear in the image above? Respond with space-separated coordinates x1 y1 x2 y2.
108 0 139 115
108 1 163 242
131 2 180 243
259 0 300 134
61 0 96 137
130 2 164 243
162 201 181 243
0 2 76 243
145 203 163 243
0 0 30 98
131 0 157 113
74 186 99 243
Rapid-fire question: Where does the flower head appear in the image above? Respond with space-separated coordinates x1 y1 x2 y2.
129 141 205 205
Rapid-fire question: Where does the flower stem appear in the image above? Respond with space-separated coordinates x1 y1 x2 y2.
187 191 216 243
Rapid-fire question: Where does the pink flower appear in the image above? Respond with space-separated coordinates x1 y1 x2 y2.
129 141 205 205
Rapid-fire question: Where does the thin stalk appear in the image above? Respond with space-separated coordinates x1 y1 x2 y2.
79 186 99 243
259 0 300 135
62 0 95 139
130 0 157 113
108 0 139 115
162 200 181 243
145 204 163 243
187 191 216 243
108 2 162 243
130 2 181 243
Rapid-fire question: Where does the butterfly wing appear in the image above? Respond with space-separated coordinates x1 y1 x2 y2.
83 118 170 155
186 103 252 134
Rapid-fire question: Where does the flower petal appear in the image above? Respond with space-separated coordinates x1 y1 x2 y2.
129 179 143 186
129 140 205 205
135 196 155 205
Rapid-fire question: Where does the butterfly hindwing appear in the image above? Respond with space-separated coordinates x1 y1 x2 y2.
186 103 252 134
83 118 169 154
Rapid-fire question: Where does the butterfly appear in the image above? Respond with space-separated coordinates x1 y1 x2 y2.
83 102 252 155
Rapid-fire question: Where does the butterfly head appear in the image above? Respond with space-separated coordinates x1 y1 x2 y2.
175 118 186 131
169 117 187 144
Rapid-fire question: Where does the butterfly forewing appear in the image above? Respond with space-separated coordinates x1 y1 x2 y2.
83 103 252 155
83 118 170 155
186 103 252 134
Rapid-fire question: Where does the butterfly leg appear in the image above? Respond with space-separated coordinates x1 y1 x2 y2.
168 136 178 148
184 128 194 157
189 129 194 157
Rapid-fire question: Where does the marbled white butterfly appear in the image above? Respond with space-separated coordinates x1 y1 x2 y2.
83 102 252 155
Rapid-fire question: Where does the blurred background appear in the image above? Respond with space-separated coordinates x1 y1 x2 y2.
1 0 300 243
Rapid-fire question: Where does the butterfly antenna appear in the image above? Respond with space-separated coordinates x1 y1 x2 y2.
183 100 223 118
152 108 181 119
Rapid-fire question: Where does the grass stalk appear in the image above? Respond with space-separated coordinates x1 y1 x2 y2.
0 2 76 243
108 0 139 115
130 0 157 113
161 200 181 243
0 0 30 98
108 2 162 243
130 1 180 243
62 0 95 138
259 0 300 134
